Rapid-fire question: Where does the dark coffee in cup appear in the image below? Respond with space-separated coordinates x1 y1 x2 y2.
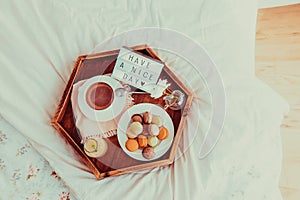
86 82 114 110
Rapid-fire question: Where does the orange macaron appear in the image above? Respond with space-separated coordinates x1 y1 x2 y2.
137 135 148 148
125 139 139 152
157 127 169 140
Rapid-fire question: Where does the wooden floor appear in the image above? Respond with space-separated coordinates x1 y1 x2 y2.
256 4 300 200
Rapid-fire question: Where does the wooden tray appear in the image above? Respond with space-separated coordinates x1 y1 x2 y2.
52 45 192 179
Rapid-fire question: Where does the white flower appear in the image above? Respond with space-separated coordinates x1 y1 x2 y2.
26 192 40 200
28 165 39 176
150 79 171 99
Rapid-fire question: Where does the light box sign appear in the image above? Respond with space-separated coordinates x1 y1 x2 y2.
112 47 164 93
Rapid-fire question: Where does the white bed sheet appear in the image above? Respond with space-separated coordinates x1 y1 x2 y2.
0 0 289 199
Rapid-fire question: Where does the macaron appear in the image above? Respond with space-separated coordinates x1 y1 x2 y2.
137 135 148 148
126 129 138 139
148 124 159 136
142 147 155 159
143 112 152 124
127 122 143 138
141 124 150 136
125 139 139 152
157 126 169 140
152 115 163 127
148 136 159 147
131 114 143 123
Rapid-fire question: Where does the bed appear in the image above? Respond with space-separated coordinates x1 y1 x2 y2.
0 0 289 199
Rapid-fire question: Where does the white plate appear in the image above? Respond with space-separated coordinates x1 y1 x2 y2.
117 103 174 161
78 75 126 122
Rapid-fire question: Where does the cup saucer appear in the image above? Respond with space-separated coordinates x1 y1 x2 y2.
77 75 127 122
